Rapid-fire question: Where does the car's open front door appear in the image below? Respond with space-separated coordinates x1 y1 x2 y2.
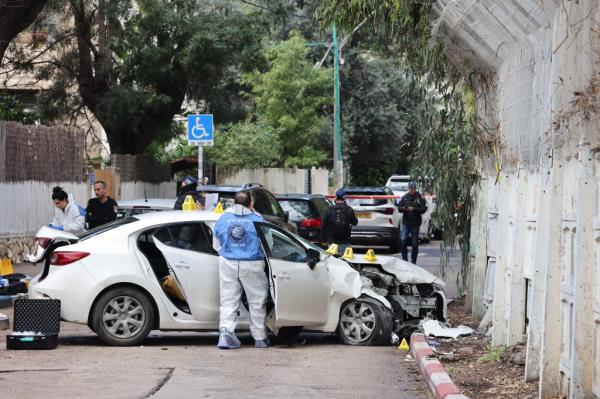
152 222 220 322
256 223 330 328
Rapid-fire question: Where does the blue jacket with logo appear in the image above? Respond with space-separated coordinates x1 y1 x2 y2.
214 205 266 261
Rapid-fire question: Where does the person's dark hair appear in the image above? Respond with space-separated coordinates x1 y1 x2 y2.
52 186 68 201
234 190 252 207
95 180 107 188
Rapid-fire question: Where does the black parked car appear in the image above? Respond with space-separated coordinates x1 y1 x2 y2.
276 194 332 243
197 184 297 233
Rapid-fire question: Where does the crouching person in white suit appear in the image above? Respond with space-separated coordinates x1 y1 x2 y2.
213 190 270 349
49 186 85 234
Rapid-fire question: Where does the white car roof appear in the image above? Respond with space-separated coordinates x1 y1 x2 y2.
118 198 175 209
131 209 223 225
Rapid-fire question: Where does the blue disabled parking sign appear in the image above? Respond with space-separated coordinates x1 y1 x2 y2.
187 114 214 146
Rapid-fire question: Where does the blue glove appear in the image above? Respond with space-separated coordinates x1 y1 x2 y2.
48 224 64 231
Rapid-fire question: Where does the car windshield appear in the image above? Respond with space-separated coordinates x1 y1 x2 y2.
278 200 310 221
345 191 388 207
77 217 139 241
388 182 409 191
197 191 235 210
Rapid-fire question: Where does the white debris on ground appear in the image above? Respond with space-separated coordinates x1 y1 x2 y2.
10 331 44 336
421 319 473 339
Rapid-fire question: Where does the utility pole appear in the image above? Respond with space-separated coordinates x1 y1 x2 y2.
332 23 344 188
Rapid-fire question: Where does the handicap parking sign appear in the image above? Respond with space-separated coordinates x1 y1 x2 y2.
187 114 214 146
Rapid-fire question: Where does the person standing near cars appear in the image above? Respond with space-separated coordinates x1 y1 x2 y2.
86 181 118 229
173 175 201 210
213 190 270 349
48 186 86 234
320 189 358 254
398 182 428 264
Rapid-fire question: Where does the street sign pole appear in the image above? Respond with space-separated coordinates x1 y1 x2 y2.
198 146 203 182
186 114 214 183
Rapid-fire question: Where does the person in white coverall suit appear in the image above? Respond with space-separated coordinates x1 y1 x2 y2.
48 186 85 234
213 190 270 349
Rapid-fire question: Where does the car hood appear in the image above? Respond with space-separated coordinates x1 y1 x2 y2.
27 226 79 263
348 255 445 286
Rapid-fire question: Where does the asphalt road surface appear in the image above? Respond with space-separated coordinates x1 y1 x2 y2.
0 242 458 399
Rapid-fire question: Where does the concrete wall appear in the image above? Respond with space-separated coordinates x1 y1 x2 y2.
434 0 600 397
217 167 330 195
118 181 176 201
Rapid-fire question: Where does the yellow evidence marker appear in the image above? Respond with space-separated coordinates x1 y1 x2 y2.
214 202 225 214
182 195 196 211
325 244 339 255
398 338 410 350
342 247 354 260
363 249 377 262
0 258 13 276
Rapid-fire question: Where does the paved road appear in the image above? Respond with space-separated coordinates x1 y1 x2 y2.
1 260 436 399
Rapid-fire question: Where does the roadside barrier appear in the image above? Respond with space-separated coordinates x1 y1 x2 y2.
410 332 469 399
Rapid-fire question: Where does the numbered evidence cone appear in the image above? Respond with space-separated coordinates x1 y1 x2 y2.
182 195 196 211
398 338 410 351
342 247 354 260
363 249 377 262
325 244 339 255
214 202 224 214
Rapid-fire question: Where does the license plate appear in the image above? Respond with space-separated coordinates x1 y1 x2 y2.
356 212 371 219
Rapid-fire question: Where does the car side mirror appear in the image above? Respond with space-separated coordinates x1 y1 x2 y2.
307 248 320 269
284 211 290 223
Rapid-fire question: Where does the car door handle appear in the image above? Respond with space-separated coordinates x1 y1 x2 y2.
175 262 190 269
277 272 291 281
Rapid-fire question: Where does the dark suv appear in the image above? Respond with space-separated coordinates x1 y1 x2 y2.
197 184 297 233
275 194 332 243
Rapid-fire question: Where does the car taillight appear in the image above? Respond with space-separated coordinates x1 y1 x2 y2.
49 251 90 266
37 237 52 249
376 208 395 215
300 218 322 228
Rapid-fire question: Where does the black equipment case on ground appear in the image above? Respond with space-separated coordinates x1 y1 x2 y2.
6 299 61 350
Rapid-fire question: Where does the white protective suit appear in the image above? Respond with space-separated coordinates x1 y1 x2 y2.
51 194 86 234
218 257 268 340
213 204 269 341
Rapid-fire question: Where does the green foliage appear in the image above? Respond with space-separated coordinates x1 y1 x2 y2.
0 95 38 124
240 32 332 168
21 0 267 154
341 52 437 186
318 0 481 288
478 345 507 363
205 122 282 168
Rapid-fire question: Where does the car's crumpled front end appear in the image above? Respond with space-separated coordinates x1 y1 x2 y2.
344 255 447 335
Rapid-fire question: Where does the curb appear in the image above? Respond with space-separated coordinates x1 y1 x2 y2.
410 332 469 399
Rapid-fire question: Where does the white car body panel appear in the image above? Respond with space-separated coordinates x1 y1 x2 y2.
350 255 445 286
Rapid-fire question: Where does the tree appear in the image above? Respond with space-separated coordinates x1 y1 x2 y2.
242 32 331 167
341 51 437 186
9 0 267 154
0 0 49 64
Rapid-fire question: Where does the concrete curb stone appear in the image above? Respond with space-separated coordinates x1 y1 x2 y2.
410 332 470 399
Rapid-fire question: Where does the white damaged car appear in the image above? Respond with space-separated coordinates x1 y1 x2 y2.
28 211 447 346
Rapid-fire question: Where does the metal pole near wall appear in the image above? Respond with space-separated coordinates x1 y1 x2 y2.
198 146 203 182
332 23 344 188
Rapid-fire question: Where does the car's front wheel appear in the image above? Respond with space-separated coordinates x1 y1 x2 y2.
337 298 392 346
92 287 154 346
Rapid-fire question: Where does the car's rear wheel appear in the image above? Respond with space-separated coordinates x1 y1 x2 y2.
92 287 154 346
337 297 392 346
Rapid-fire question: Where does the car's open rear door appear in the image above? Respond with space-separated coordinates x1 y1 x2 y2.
152 223 220 323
